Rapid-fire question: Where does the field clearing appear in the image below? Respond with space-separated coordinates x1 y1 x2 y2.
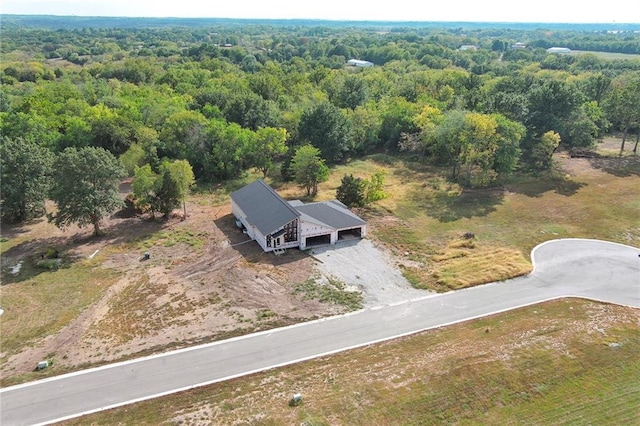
60 299 640 425
570 50 640 60
302 144 640 291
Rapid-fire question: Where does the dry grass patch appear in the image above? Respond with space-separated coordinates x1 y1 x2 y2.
401 237 531 292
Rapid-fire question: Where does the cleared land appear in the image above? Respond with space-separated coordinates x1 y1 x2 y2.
1 137 639 422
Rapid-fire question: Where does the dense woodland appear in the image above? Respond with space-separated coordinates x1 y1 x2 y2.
2 16 640 226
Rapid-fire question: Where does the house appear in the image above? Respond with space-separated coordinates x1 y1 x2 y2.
230 180 366 252
347 59 374 67
546 47 571 54
459 45 479 51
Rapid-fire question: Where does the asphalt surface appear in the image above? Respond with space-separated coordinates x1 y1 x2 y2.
1 239 638 426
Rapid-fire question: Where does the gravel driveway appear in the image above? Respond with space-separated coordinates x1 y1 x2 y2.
309 238 431 307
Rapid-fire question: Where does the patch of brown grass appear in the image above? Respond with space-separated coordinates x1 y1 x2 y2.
401 238 531 292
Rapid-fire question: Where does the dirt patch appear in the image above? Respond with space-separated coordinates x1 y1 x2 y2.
1 186 409 379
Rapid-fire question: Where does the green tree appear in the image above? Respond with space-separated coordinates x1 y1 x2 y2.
459 112 499 185
86 103 136 156
132 163 160 217
133 160 195 219
48 147 126 235
525 78 583 144
427 109 467 180
251 127 288 178
492 114 525 176
298 102 353 164
335 74 368 110
603 72 640 154
531 131 561 170
120 144 146 176
207 119 254 180
159 110 208 164
336 174 365 208
165 159 195 218
154 166 181 218
0 137 54 223
400 105 443 162
347 104 381 155
290 144 329 196
363 171 388 205
378 97 420 151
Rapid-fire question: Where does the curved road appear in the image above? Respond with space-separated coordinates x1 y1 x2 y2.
2 239 639 425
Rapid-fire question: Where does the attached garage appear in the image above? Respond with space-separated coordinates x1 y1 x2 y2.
338 227 362 241
296 201 366 250
304 234 332 247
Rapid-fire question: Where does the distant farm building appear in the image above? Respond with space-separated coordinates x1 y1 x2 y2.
347 59 374 67
230 180 366 252
546 47 571 54
459 45 479 51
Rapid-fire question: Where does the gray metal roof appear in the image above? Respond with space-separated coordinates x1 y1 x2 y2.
230 180 300 235
295 201 365 230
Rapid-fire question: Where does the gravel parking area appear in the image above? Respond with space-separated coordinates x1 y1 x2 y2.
309 238 431 307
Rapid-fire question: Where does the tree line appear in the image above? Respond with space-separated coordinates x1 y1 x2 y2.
2 19 640 226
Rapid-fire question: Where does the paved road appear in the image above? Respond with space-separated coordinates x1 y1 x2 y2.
2 239 638 425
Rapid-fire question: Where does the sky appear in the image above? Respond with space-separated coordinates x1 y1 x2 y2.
1 0 639 24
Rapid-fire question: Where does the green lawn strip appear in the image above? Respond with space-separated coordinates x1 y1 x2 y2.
135 227 210 250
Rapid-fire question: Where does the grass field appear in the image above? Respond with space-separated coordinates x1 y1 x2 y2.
570 50 640 60
289 150 640 292
60 299 640 425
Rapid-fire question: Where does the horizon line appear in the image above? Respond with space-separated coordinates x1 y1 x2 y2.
1 14 638 26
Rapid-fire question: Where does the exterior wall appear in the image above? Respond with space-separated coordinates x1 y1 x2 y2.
254 230 270 252
231 199 256 240
232 201 301 252
251 222 299 253
299 220 336 250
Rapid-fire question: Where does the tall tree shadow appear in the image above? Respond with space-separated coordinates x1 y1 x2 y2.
589 156 640 178
506 174 587 198
407 186 505 223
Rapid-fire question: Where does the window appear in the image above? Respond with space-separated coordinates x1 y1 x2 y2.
283 220 298 243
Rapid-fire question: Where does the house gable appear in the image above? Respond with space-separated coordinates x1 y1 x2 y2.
230 179 300 236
